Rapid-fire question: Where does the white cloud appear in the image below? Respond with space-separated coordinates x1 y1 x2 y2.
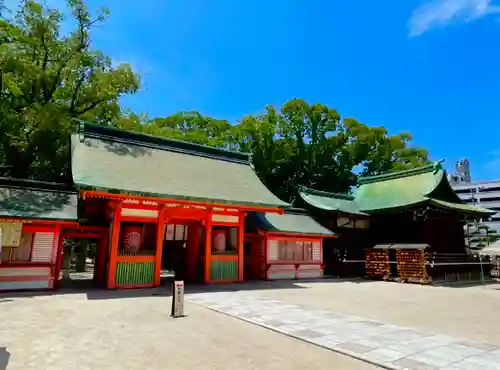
408 0 500 36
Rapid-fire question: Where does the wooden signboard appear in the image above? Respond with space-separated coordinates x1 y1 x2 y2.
0 222 23 247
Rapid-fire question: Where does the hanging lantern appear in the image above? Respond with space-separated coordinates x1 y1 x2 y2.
213 229 227 252
123 225 143 252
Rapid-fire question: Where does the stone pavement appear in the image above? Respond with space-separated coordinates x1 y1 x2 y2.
0 292 374 370
187 291 500 370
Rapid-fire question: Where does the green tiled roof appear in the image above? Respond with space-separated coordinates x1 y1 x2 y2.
428 198 495 216
298 186 368 216
298 162 495 217
0 178 78 221
355 162 446 212
248 208 335 236
71 123 289 209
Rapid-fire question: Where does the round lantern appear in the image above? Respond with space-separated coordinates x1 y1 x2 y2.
123 226 143 252
212 229 227 252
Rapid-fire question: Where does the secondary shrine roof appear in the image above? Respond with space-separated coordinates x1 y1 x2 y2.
299 161 495 217
298 187 369 216
0 178 78 221
71 122 289 209
248 208 335 236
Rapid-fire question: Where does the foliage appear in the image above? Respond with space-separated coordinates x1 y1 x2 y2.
0 0 139 182
1 0 430 203
467 225 500 249
114 111 235 149
135 99 430 203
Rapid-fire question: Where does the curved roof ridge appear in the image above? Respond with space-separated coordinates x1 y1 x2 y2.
298 185 354 200
358 160 444 185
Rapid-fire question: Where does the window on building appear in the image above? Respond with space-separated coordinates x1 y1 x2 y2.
454 189 474 194
481 197 500 203
274 239 319 262
481 187 500 193
0 231 50 264
165 224 188 241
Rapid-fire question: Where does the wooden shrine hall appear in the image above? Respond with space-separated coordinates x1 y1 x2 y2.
0 178 108 291
72 122 290 288
244 208 335 280
298 161 496 283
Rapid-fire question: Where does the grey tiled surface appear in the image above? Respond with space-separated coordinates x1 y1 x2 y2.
187 292 500 370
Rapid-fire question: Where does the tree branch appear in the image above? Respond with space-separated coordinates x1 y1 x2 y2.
69 70 86 111
74 97 108 115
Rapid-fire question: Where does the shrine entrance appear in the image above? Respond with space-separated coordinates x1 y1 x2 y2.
160 207 244 285
161 222 190 282
54 227 108 290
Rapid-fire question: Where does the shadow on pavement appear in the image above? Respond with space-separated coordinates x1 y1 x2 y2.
0 347 10 370
432 279 500 289
0 277 379 302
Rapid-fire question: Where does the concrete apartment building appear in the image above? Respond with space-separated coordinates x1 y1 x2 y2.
450 159 500 233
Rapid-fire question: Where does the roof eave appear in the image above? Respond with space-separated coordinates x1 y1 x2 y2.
428 199 496 217
359 199 430 214
361 198 496 217
299 192 369 216
79 187 288 212
0 215 78 222
265 230 336 238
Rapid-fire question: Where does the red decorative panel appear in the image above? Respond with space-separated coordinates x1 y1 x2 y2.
122 226 143 252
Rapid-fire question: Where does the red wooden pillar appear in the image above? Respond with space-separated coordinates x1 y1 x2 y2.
237 212 245 282
107 203 122 289
95 234 107 287
186 221 199 282
204 215 213 284
154 206 166 287
51 224 62 289
54 231 65 290
248 235 262 280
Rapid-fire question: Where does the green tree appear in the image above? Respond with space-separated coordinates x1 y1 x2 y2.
343 118 430 176
468 225 500 249
0 0 139 181
116 99 429 204
234 99 430 203
235 106 298 202
114 110 236 149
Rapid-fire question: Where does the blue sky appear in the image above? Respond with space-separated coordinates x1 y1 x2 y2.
7 0 500 180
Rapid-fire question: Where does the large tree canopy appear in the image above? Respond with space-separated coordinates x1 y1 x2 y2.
131 99 430 203
1 0 430 204
0 0 139 181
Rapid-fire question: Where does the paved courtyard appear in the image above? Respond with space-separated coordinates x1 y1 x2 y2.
0 289 374 370
186 279 500 369
3 280 500 370
250 279 500 345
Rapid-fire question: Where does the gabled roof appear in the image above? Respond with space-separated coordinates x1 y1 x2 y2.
298 161 495 217
0 178 78 221
71 122 289 209
248 208 335 236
